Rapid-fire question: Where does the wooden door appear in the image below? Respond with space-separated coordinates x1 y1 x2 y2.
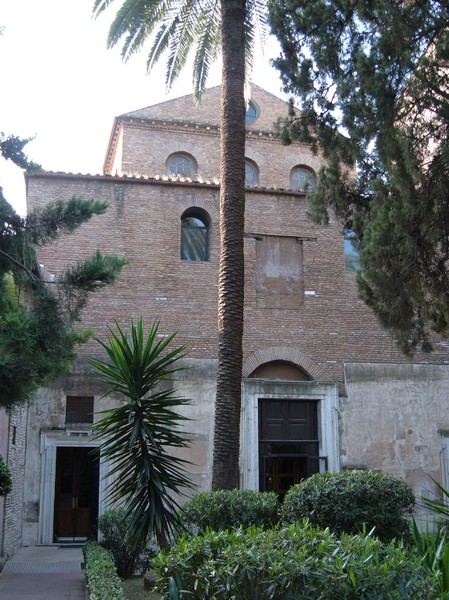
259 399 319 498
54 447 99 541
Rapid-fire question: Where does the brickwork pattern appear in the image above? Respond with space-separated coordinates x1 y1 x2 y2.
27 168 449 391
16 86 449 548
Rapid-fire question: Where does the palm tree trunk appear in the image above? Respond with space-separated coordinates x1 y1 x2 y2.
212 0 246 490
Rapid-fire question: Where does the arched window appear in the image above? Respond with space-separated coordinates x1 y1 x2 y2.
245 101 258 125
290 166 317 192
245 159 259 187
181 209 209 261
167 153 197 178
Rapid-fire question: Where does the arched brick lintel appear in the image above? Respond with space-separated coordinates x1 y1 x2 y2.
242 346 325 380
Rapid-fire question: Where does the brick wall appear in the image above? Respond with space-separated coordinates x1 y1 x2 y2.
27 167 448 390
16 86 449 546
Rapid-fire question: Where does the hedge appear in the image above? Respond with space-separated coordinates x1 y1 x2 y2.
281 470 415 542
181 489 279 533
83 541 126 600
153 522 438 599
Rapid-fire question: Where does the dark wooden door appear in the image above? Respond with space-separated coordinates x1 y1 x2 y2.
259 399 319 498
54 447 99 541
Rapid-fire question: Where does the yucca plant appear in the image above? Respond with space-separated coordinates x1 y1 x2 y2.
421 479 449 524
89 319 193 551
411 521 449 596
414 478 449 596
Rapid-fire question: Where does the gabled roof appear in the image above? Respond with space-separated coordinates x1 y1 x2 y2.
121 83 290 128
104 83 293 174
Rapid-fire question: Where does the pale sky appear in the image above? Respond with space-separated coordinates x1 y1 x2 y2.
1 0 286 216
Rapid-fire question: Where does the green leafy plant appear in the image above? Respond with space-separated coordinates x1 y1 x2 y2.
421 479 449 525
153 521 439 599
414 478 449 596
0 455 12 496
411 520 449 596
83 541 126 600
181 489 279 534
98 508 157 578
0 182 127 410
281 470 415 542
89 319 193 551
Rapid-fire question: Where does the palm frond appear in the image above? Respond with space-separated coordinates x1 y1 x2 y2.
421 477 449 523
96 0 268 98
163 0 203 89
192 1 221 102
88 318 193 548
92 0 117 18
107 0 171 59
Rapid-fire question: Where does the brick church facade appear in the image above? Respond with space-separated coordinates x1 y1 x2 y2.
2 84 449 553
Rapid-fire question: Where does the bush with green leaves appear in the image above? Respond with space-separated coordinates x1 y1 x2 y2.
0 455 12 497
153 521 438 599
181 489 279 533
281 470 415 542
83 541 125 600
98 508 157 578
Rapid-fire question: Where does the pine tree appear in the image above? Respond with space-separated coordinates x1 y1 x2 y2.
269 0 449 354
0 133 127 409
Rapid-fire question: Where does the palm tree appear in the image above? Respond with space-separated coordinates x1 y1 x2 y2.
88 319 193 550
92 0 269 490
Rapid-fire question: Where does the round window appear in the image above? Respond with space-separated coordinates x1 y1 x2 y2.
245 101 258 125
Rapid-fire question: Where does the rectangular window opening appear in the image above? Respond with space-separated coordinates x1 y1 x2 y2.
65 396 94 424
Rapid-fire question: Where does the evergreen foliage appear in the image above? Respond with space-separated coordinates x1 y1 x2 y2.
181 489 279 533
83 541 126 600
0 454 12 496
89 319 193 551
98 508 156 578
280 470 415 543
153 522 439 599
0 137 127 410
0 132 41 172
269 0 449 353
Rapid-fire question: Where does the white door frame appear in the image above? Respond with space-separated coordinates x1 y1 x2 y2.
38 431 111 544
241 379 340 490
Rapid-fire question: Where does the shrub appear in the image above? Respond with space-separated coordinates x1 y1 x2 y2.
98 508 156 578
153 521 438 599
83 541 126 600
411 520 449 597
281 470 415 542
0 455 12 497
180 489 279 533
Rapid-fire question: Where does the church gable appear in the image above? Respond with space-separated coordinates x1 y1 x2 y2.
105 83 294 177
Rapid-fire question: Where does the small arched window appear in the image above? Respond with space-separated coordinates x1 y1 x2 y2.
245 159 259 187
290 166 317 192
245 101 258 125
181 209 209 261
167 153 197 178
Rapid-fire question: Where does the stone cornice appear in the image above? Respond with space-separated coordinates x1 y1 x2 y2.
25 170 308 198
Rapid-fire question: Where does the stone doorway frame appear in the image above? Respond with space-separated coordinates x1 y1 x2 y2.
241 379 340 490
38 431 111 545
